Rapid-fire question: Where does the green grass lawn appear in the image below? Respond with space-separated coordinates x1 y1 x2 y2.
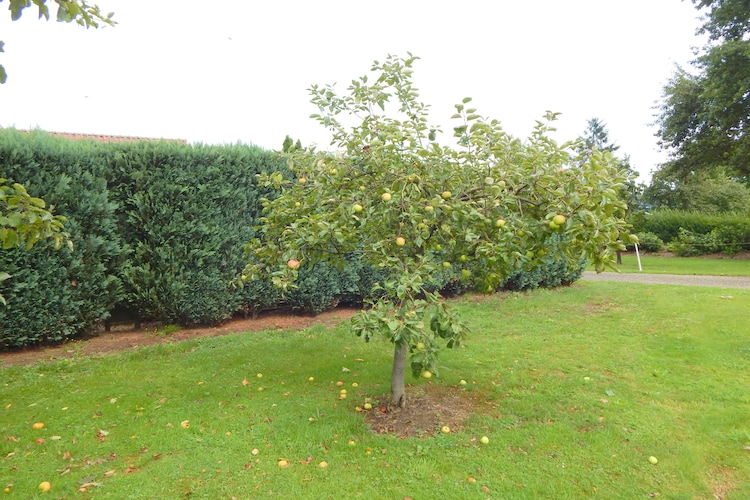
589 253 750 276
2 282 749 498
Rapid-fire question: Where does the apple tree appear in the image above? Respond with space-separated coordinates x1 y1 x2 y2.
244 54 634 408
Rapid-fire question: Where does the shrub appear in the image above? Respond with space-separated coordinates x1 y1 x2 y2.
628 231 666 252
667 228 721 256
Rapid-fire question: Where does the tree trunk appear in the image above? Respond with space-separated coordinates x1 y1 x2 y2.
391 342 407 408
616 250 622 265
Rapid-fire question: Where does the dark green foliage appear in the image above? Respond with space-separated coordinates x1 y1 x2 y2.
287 262 343 315
501 256 585 291
0 129 291 347
0 130 126 348
654 1 750 180
633 209 750 256
501 235 585 291
103 141 291 326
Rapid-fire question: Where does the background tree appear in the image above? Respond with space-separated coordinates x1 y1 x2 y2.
245 55 634 408
642 166 750 213
1 0 115 83
653 0 750 182
281 135 303 153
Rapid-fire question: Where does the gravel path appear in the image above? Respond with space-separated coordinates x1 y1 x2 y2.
582 271 750 290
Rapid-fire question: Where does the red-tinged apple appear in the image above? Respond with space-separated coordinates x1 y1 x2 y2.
395 237 406 247
298 178 306 184
287 259 300 269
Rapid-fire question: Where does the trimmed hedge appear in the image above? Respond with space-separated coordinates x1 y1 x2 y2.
500 234 586 291
631 209 750 256
102 141 291 326
1 130 290 348
0 131 126 348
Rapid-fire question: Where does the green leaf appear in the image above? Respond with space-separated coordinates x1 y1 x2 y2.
0 64 6 84
9 0 28 21
462 97 473 103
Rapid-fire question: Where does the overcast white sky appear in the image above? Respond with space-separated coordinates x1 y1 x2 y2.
0 0 706 182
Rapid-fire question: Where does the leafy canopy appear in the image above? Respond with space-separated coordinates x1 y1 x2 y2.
654 0 750 180
245 54 633 407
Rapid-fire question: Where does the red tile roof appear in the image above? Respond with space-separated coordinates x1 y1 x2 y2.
33 130 187 144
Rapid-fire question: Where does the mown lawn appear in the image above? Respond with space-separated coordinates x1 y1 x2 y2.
2 281 749 498
589 253 750 276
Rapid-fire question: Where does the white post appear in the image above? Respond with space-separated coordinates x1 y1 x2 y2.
635 242 642 272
